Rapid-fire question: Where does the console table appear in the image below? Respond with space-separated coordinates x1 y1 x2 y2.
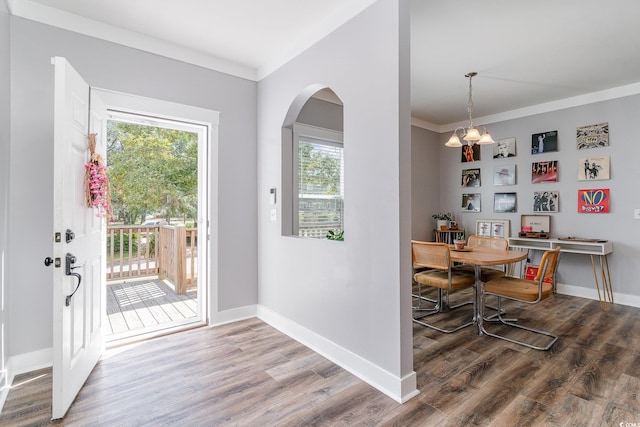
508 237 613 310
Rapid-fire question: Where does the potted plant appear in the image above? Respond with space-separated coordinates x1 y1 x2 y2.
453 232 466 250
432 212 454 231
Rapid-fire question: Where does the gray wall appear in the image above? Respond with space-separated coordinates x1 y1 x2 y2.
428 95 640 303
296 97 343 131
257 0 416 400
0 2 10 378
411 125 440 241
7 16 258 357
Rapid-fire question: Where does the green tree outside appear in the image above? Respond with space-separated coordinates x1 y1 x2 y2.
107 121 198 225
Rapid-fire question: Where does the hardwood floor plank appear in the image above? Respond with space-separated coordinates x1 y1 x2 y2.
543 393 604 426
569 342 631 403
446 353 543 425
601 373 640 425
488 394 549 427
378 397 448 426
624 349 640 378
520 344 597 407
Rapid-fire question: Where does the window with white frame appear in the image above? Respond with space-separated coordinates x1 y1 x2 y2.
292 123 344 239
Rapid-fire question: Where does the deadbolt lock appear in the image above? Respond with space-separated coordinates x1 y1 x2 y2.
44 257 61 268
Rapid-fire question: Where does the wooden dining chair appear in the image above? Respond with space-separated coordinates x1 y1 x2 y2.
481 246 561 350
456 235 509 282
411 240 476 333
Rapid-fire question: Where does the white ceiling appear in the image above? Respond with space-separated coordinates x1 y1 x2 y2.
8 0 640 131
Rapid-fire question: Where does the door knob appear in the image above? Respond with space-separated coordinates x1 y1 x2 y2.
44 257 61 268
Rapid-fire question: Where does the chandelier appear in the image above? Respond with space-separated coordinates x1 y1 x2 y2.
445 72 494 147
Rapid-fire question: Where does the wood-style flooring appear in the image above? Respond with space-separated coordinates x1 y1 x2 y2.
2 290 640 426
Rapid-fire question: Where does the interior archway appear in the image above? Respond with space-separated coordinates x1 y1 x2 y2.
281 86 344 238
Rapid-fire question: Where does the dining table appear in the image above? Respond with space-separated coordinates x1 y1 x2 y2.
448 246 528 335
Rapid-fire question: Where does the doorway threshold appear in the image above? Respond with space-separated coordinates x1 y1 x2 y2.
106 320 206 349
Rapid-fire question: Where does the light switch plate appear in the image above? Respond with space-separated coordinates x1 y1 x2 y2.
634 208 640 220
270 209 277 221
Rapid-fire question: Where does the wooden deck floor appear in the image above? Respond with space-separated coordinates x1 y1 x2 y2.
106 278 198 340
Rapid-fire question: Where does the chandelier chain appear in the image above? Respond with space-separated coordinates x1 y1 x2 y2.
467 73 474 128
445 71 493 147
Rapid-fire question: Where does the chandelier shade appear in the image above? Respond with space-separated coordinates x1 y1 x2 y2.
446 72 494 147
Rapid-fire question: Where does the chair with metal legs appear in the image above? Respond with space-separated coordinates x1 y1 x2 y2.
412 264 437 310
411 241 476 333
481 246 561 350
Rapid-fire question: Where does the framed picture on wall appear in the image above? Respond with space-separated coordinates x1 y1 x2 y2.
531 160 558 183
461 144 480 162
578 156 610 181
461 168 481 187
494 192 517 213
531 130 558 154
493 137 516 158
462 193 481 212
578 188 610 213
533 191 559 212
577 122 609 150
493 164 516 186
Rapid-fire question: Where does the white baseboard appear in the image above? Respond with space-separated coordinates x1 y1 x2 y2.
257 305 418 404
0 347 52 413
557 283 640 308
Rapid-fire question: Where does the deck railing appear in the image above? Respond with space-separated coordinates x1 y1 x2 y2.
107 224 197 294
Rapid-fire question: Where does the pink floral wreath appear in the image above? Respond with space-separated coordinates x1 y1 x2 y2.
84 134 112 219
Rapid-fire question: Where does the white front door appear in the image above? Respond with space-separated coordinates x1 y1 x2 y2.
51 57 106 419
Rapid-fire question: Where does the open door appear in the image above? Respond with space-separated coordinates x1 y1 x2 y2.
51 57 106 419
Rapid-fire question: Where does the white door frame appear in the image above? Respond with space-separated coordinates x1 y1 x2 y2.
93 88 219 329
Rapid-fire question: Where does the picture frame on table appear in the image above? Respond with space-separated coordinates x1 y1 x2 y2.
475 219 510 238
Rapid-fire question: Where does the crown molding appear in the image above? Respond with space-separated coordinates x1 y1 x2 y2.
8 0 257 80
412 81 640 133
8 0 378 82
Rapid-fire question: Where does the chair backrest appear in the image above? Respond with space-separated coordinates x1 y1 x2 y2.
535 247 561 283
411 241 450 271
467 235 508 251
